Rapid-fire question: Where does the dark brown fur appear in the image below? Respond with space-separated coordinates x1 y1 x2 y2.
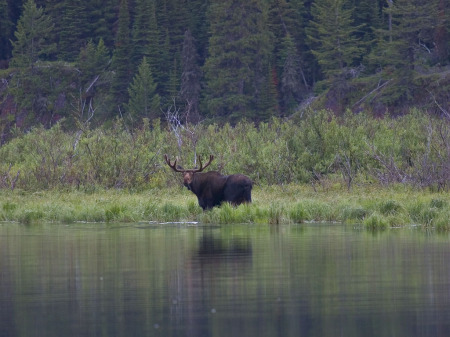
165 155 252 210
187 171 252 210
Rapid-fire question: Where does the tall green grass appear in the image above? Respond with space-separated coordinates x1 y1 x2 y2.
1 185 448 230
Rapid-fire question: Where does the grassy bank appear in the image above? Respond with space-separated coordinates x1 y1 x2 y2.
1 184 448 230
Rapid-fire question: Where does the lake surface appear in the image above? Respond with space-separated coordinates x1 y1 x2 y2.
1 222 450 337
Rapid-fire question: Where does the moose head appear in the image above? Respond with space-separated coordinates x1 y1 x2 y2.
164 154 214 189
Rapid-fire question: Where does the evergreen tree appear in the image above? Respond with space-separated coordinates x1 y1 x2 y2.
111 0 132 109
268 0 302 113
434 0 448 64
78 40 97 83
155 0 191 105
306 0 364 81
75 38 112 122
179 29 202 123
204 0 273 122
385 0 438 69
86 0 116 50
127 57 161 120
258 62 279 119
165 0 191 103
58 0 88 61
268 0 298 65
7 0 24 22
10 0 55 68
42 0 65 56
186 0 210 61
0 0 13 61
289 0 317 87
280 34 303 112
78 38 110 85
368 0 439 104
168 54 180 100
131 0 158 72
155 1 171 101
157 27 171 101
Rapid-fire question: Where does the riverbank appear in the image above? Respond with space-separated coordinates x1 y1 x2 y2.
1 184 448 230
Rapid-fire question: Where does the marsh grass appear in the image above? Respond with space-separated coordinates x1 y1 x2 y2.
0 185 449 229
363 212 389 230
339 205 369 224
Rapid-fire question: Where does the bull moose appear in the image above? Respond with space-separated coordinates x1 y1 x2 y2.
164 154 252 210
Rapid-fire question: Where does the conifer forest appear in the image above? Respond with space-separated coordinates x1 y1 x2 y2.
0 0 448 134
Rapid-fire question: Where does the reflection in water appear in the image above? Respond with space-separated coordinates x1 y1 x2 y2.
184 229 253 337
0 223 450 337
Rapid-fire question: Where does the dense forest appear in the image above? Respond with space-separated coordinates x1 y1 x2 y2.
0 0 449 140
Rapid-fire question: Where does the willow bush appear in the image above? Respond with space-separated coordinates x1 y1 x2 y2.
0 109 448 191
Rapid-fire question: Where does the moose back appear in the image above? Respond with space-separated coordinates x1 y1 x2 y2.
164 155 252 210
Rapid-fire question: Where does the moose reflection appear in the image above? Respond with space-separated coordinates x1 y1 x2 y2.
164 155 252 210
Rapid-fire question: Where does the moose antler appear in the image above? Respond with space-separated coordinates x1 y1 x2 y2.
192 155 214 173
164 154 184 172
164 154 214 173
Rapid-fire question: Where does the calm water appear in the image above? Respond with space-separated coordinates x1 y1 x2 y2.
1 222 450 337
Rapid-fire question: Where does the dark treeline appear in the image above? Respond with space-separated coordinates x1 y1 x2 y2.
0 0 449 139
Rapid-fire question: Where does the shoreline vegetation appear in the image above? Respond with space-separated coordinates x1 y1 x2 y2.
1 110 449 230
1 185 449 230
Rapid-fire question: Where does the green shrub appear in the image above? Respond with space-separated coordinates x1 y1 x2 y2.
430 198 447 209
379 200 404 216
158 202 188 222
302 200 333 222
19 210 45 224
408 201 439 226
268 203 285 225
2 201 17 212
340 205 368 223
289 202 309 223
363 212 388 230
105 204 127 222
435 210 450 231
0 110 447 192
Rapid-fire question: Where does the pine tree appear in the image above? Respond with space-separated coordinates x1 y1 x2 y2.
86 0 116 49
155 0 171 101
257 62 279 119
165 0 190 104
186 0 210 61
388 0 439 68
10 0 55 68
7 0 24 27
434 0 448 64
57 1 89 61
127 57 161 120
289 0 317 87
78 38 110 85
268 0 297 62
280 34 303 112
306 0 364 80
204 0 273 122
268 0 303 113
131 0 158 72
0 0 13 61
350 0 381 43
111 0 132 109
42 0 65 57
179 29 202 123
168 56 179 100
368 0 440 103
